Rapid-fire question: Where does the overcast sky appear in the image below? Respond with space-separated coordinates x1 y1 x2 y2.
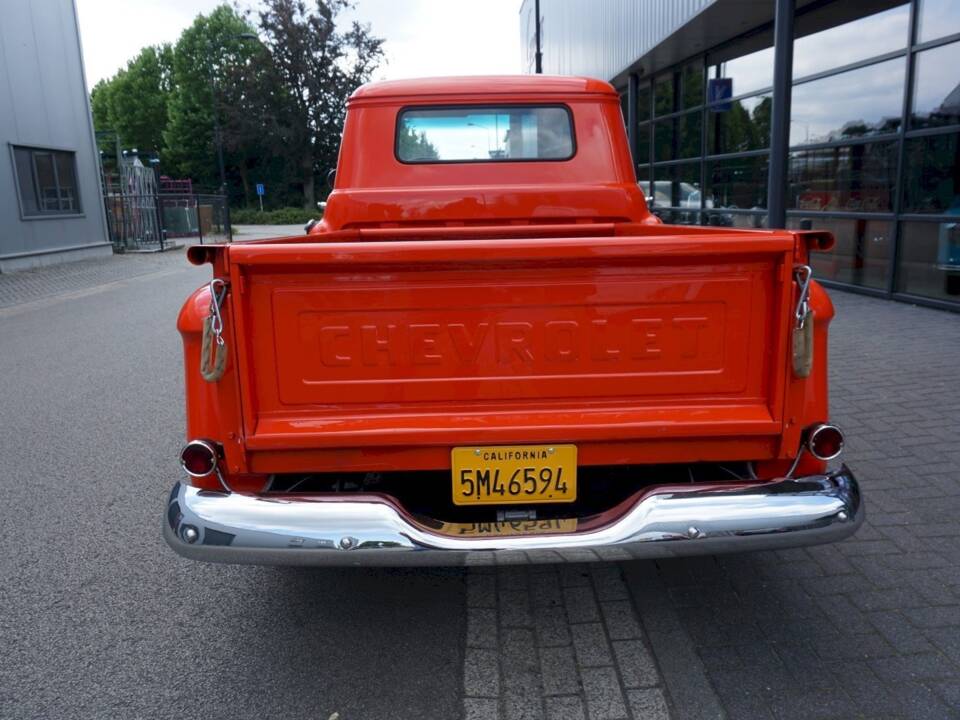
75 0 523 90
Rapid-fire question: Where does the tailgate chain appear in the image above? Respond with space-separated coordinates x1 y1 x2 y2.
200 279 229 382
792 265 813 378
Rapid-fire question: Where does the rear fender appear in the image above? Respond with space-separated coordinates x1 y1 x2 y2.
178 285 264 492
771 230 837 477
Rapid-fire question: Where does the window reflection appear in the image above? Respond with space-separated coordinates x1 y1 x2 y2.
646 162 701 213
708 93 771 154
897 220 960 299
917 0 960 44
636 124 650 164
789 141 897 212
902 132 960 213
654 75 674 116
707 155 769 210
708 44 775 99
910 42 960 129
637 83 652 123
654 209 702 226
701 211 767 229
682 61 704 109
791 58 904 146
654 113 701 162
397 106 574 162
790 217 892 290
793 4 909 79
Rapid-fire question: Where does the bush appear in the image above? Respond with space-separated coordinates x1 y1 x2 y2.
231 207 319 225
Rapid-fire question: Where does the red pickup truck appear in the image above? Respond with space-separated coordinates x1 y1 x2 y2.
164 76 862 565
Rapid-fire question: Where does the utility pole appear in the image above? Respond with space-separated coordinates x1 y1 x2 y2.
534 0 543 74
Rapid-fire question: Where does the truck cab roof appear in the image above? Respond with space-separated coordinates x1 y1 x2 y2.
349 75 618 103
326 75 643 230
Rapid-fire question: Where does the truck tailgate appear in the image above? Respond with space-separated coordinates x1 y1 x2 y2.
225 234 794 457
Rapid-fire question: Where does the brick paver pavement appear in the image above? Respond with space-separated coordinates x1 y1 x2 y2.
6 257 957 719
623 291 960 720
463 291 960 720
464 564 670 720
0 250 189 310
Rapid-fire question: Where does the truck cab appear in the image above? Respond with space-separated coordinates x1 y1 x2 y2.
165 76 861 565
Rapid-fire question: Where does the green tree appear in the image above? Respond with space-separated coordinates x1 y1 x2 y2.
257 0 384 208
90 45 173 153
397 122 439 160
163 5 260 193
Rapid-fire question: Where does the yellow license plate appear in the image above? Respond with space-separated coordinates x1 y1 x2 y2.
439 519 578 537
451 444 577 505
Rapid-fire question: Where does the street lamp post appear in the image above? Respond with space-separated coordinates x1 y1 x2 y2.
467 122 493 155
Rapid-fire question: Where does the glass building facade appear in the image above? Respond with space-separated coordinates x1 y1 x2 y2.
624 0 960 309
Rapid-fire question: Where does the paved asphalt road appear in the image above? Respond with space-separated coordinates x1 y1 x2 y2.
0 253 464 720
2 243 959 720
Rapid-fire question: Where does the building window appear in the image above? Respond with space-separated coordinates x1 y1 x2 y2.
910 41 960 129
653 113 701 161
680 60 704 109
707 43 775 100
790 57 905 146
12 146 82 217
790 217 893 290
635 124 650 165
902 131 960 213
653 74 674 117
706 155 769 211
897 220 960 299
707 93 771 155
636 82 651 123
793 4 909 79
788 141 899 212
917 0 960 44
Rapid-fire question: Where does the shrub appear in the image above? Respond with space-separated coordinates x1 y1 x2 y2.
231 207 320 225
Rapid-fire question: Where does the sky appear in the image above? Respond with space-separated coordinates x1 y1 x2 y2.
75 0 524 90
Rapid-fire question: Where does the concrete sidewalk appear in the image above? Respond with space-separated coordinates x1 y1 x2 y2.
0 249 192 311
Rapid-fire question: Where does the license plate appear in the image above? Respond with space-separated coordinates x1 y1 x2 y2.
439 519 578 537
451 444 577 505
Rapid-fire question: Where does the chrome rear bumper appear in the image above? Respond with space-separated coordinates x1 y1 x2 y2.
163 467 862 566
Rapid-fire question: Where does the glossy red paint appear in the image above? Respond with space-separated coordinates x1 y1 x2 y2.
178 75 837 485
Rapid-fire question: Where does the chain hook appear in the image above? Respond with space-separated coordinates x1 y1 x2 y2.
208 278 227 346
793 265 812 329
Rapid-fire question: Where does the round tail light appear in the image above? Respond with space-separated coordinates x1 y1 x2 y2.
807 424 844 461
179 439 219 477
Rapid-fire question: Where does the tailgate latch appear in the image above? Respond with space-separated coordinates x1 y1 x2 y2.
792 265 813 378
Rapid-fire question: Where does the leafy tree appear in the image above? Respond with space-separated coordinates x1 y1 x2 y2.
90 45 173 154
256 0 384 208
88 1 384 208
397 122 439 160
90 79 114 140
163 5 260 193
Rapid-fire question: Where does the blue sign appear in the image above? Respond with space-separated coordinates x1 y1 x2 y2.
707 78 733 111
256 183 265 196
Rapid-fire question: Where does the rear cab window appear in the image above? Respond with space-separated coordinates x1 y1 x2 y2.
396 105 575 163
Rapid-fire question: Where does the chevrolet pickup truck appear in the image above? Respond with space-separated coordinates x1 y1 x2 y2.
164 75 862 565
